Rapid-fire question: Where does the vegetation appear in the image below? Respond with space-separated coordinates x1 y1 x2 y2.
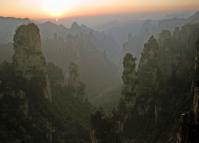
0 23 92 143
91 23 199 143
0 12 199 143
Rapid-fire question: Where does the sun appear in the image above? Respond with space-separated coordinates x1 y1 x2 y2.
41 0 77 18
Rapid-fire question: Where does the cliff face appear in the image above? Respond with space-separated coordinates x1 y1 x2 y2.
176 40 199 143
0 23 92 143
90 24 199 143
13 23 52 101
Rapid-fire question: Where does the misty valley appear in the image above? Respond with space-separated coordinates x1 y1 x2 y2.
0 11 199 143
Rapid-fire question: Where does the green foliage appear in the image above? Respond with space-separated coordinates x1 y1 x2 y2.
0 23 92 143
0 61 51 143
124 24 199 143
136 35 159 100
90 53 137 143
122 53 137 101
90 109 119 143
0 59 92 143
90 23 199 143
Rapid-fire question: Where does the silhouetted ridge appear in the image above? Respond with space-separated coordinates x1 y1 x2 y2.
71 22 80 29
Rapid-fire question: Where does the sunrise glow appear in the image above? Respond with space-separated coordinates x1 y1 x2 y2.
0 0 199 19
40 0 81 18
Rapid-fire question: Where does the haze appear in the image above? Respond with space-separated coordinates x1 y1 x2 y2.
0 0 199 19
1 0 199 142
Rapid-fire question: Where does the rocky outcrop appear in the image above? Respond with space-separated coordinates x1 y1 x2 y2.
176 39 199 143
12 23 54 142
13 23 52 101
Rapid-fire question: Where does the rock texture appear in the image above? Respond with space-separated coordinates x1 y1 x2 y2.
176 39 199 143
13 23 52 101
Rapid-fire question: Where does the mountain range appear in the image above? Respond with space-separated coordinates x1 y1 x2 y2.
0 17 121 101
0 11 199 103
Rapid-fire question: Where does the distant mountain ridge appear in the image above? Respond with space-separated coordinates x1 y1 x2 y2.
0 17 121 64
187 11 199 24
0 11 199 102
120 11 199 58
0 18 121 100
102 11 199 44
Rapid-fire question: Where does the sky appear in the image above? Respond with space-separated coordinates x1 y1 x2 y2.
0 0 199 19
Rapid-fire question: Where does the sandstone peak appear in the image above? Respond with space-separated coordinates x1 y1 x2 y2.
13 23 52 101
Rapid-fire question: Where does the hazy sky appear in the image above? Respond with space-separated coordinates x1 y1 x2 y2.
0 0 199 19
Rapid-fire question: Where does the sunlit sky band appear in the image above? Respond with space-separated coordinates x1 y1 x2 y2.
0 0 199 19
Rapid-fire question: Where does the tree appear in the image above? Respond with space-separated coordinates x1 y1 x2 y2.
90 109 116 143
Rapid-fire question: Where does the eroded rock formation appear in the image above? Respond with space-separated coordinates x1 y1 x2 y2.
176 39 199 143
13 23 52 101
